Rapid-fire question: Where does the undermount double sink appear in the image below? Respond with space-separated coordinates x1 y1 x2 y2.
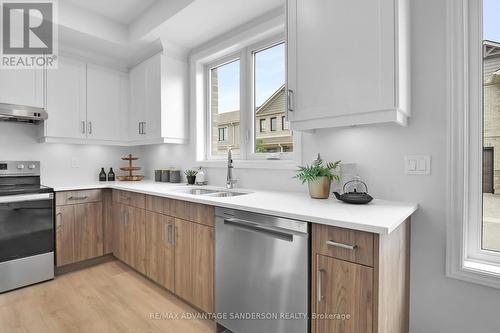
177 188 250 197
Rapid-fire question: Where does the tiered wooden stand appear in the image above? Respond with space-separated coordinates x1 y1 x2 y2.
117 154 144 181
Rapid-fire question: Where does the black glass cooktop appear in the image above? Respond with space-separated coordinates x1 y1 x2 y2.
0 176 53 196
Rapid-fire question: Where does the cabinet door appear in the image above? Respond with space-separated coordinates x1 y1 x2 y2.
125 205 146 274
145 211 175 291
55 205 75 267
73 202 104 262
287 0 395 124
113 203 127 262
87 65 127 141
45 57 86 138
144 53 161 139
0 68 43 107
174 218 214 313
315 255 373 333
129 62 147 141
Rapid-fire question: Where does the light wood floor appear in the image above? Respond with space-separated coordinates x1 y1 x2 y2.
0 260 215 333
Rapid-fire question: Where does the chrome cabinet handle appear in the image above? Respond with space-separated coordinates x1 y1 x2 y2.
326 240 357 250
123 210 128 226
138 122 142 134
81 121 86 134
88 121 92 135
318 269 325 302
166 224 171 244
67 196 89 201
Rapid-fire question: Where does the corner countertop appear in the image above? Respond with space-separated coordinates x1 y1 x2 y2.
45 181 418 235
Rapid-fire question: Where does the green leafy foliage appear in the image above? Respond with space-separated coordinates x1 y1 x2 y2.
294 155 341 184
184 169 198 177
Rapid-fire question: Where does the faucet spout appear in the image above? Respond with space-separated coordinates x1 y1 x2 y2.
226 148 237 189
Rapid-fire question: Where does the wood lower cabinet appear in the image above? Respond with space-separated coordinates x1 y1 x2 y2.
311 221 410 333
145 211 175 291
55 201 103 267
174 218 214 313
316 255 373 333
112 194 214 313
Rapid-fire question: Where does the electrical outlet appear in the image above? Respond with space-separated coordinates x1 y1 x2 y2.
405 155 430 175
71 157 80 168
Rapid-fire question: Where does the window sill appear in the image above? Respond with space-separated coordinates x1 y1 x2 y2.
198 159 298 170
448 259 500 290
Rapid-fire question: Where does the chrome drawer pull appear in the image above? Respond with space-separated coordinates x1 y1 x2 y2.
68 196 89 201
326 240 357 250
317 269 325 302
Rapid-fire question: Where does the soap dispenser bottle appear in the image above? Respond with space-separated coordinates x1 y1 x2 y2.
195 166 205 185
108 168 115 181
99 168 106 182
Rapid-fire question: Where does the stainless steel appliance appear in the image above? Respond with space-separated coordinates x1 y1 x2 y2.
215 208 309 333
0 103 48 123
0 161 54 293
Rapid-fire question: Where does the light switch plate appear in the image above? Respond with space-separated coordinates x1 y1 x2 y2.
405 155 430 175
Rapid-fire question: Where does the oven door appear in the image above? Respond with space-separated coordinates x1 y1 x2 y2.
0 193 54 263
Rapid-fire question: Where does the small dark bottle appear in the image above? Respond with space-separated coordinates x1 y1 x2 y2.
108 168 115 181
99 168 107 182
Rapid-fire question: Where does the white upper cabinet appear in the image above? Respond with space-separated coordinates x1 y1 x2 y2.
129 52 187 145
87 64 128 142
286 0 409 130
0 68 44 107
45 57 86 139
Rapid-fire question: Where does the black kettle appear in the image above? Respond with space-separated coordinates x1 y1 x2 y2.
333 179 373 204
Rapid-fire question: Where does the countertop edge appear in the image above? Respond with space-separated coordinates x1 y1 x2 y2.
47 182 417 235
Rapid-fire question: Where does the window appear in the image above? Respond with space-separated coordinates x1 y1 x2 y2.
447 0 500 289
270 117 277 131
209 58 240 156
203 36 297 161
218 127 228 142
282 116 289 130
259 119 266 132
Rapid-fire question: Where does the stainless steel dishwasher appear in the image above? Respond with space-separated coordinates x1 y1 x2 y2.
215 207 309 333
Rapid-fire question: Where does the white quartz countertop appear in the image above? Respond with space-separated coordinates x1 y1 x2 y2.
45 181 418 235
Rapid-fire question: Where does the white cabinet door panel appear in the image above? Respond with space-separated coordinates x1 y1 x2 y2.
288 0 398 125
129 62 146 141
45 57 86 138
87 65 125 141
0 68 43 107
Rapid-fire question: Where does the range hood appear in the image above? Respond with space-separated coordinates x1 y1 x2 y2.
0 103 48 124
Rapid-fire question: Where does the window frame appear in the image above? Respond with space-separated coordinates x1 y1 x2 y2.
260 118 266 132
203 34 296 162
205 53 244 160
218 127 228 142
446 0 500 289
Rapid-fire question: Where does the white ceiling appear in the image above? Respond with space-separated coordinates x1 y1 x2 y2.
158 0 284 49
65 0 157 24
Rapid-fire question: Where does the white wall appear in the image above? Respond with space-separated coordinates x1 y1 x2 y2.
140 0 500 332
0 122 140 185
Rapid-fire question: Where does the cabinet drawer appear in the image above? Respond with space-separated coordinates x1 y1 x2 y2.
313 224 374 267
56 190 102 206
146 195 167 214
163 199 214 227
112 190 145 209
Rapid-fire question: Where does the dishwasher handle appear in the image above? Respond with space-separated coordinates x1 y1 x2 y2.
223 218 294 242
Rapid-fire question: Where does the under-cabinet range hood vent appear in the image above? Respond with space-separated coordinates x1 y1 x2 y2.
0 103 48 124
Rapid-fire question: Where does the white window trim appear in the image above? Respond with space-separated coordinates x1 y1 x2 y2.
446 0 500 289
191 11 302 169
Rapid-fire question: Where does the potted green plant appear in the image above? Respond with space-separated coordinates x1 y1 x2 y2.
295 154 341 199
184 169 198 185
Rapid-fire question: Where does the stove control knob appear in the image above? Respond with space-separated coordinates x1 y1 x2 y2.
28 164 36 169
17 164 25 169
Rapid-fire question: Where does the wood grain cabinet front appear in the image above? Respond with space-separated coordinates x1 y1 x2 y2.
311 221 410 333
55 201 103 267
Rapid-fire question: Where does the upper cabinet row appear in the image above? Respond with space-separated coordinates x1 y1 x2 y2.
0 52 187 146
286 0 410 130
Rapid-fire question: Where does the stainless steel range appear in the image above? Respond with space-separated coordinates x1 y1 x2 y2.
0 161 54 293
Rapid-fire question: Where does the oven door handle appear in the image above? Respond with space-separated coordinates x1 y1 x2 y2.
0 193 53 204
